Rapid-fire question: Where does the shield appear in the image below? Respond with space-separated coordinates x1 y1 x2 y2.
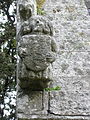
19 35 55 72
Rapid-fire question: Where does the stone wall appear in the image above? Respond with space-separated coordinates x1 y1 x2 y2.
17 0 90 120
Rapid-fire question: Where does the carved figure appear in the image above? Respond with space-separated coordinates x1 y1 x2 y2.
18 0 37 21
18 15 57 90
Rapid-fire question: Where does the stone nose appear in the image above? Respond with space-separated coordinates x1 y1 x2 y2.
36 20 40 24
36 20 43 26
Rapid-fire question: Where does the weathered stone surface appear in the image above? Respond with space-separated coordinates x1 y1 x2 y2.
17 0 90 119
17 91 48 116
18 115 90 120
44 0 90 52
43 0 90 118
52 51 90 77
49 76 90 115
18 35 56 90
17 0 37 35
85 0 90 9
18 35 56 70
19 15 54 36
18 15 57 90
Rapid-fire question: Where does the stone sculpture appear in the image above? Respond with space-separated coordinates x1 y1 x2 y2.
18 15 57 90
17 0 90 120
18 0 37 21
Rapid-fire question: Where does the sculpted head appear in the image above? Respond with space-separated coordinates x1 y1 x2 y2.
18 0 37 21
19 15 53 37
17 1 56 90
29 16 53 35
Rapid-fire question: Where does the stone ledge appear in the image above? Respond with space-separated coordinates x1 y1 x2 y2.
18 114 90 120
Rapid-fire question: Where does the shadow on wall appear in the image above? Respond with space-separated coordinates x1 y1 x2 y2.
84 0 90 15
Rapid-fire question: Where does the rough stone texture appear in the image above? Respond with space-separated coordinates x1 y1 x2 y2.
18 116 90 120
18 35 57 89
17 91 48 115
17 0 90 120
17 0 56 119
18 15 57 90
43 0 90 118
49 76 90 115
85 0 90 9
17 0 37 35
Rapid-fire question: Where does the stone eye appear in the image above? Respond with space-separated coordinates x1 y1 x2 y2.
19 4 32 20
36 20 39 23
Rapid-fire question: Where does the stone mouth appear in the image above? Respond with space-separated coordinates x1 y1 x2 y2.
21 26 49 36
22 30 31 36
22 32 45 37
22 31 43 36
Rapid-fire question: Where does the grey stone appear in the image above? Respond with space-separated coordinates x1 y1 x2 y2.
17 0 37 35
53 51 90 77
18 114 90 120
18 35 56 71
17 0 90 119
17 91 49 117
18 15 57 90
49 76 90 115
19 15 54 36
85 0 90 9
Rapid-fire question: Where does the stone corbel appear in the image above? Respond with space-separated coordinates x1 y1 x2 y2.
17 1 57 91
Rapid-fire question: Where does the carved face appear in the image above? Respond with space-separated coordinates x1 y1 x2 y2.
17 1 56 90
19 4 32 21
19 15 53 36
18 15 56 72
18 0 36 21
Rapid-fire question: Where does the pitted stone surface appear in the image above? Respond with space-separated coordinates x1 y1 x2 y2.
52 51 90 77
17 0 37 35
17 91 48 117
18 15 57 90
17 0 90 119
43 0 90 117
20 15 54 36
49 76 90 115
18 35 56 72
